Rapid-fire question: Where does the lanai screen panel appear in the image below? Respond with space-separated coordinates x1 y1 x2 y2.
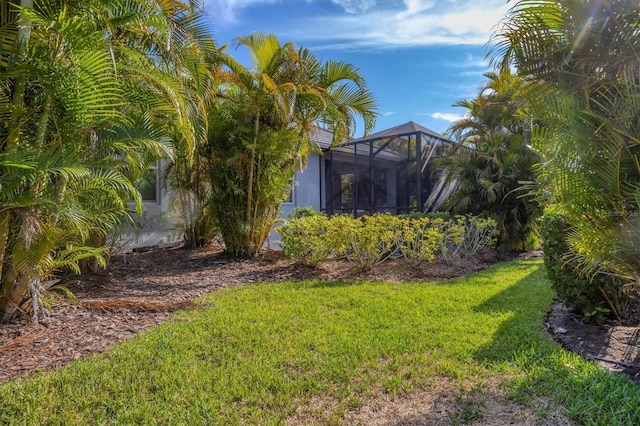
323 122 453 216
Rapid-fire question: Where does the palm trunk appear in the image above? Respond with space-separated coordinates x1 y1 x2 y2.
6 0 34 148
244 111 259 254
35 92 52 146
0 214 9 281
0 214 10 320
0 266 26 323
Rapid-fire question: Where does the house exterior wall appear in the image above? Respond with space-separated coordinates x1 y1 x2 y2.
117 123 452 251
117 154 326 252
265 152 323 248
115 160 183 252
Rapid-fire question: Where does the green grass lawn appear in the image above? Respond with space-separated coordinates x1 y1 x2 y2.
2 260 640 425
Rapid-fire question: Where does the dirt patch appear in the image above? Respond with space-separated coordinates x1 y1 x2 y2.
545 302 640 382
289 379 578 426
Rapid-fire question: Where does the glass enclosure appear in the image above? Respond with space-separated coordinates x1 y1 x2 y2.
322 122 454 216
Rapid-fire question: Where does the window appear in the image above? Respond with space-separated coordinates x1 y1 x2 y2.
136 162 159 203
284 177 295 204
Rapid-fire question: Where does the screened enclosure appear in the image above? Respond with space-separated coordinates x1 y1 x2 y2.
321 122 456 216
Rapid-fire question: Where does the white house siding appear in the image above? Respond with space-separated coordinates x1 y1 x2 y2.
265 151 323 249
115 160 183 252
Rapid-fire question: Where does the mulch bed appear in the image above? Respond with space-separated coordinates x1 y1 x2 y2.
1 245 639 386
545 302 640 382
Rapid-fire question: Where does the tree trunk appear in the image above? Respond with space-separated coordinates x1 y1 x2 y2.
244 111 259 253
0 265 26 323
6 0 33 148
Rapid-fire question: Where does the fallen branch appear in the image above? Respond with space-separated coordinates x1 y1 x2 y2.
77 299 197 312
590 355 638 369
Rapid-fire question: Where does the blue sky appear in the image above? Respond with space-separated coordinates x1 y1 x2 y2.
201 0 511 137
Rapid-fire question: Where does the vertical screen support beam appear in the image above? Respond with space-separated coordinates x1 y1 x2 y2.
416 132 422 212
369 141 374 214
353 143 358 217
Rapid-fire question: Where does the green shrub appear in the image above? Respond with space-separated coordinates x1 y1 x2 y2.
345 214 401 270
397 217 444 265
398 211 451 221
540 213 629 320
323 214 356 259
460 216 499 256
438 217 465 264
277 214 330 265
280 213 499 270
287 206 324 220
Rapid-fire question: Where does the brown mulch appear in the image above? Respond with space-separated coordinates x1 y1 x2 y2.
545 302 640 383
0 245 500 383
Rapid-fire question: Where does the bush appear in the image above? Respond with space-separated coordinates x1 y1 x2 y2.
397 217 444 265
287 206 324 220
459 216 499 256
398 211 451 221
279 213 498 270
346 214 401 270
540 213 630 321
278 214 331 265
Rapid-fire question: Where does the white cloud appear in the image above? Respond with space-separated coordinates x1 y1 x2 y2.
382 111 396 117
331 0 377 14
286 0 510 49
422 112 464 123
449 54 489 69
448 55 491 77
203 0 279 25
457 70 488 77
396 0 434 19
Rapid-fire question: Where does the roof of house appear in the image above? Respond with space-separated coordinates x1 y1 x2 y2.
308 121 454 164
347 121 452 145
309 127 335 150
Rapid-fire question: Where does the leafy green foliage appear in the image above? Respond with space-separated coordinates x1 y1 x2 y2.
397 211 451 221
540 213 630 320
287 206 324 220
278 213 331 265
440 216 499 264
440 70 542 251
397 217 444 265
494 0 640 320
205 33 377 257
278 213 498 269
345 214 400 270
0 1 216 322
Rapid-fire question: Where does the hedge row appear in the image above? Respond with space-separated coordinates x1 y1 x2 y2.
277 212 498 270
540 213 630 321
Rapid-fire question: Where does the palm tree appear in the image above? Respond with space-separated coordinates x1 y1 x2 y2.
440 70 541 250
0 0 215 322
207 33 377 257
492 0 640 317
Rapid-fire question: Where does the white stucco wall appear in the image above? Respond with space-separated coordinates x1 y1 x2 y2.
265 152 323 249
115 160 183 252
117 153 326 252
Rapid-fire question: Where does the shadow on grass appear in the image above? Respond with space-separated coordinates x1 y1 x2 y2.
472 263 551 363
471 262 640 425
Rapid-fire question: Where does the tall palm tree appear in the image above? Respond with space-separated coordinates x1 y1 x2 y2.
0 0 215 322
207 33 377 257
492 0 640 316
440 70 541 250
